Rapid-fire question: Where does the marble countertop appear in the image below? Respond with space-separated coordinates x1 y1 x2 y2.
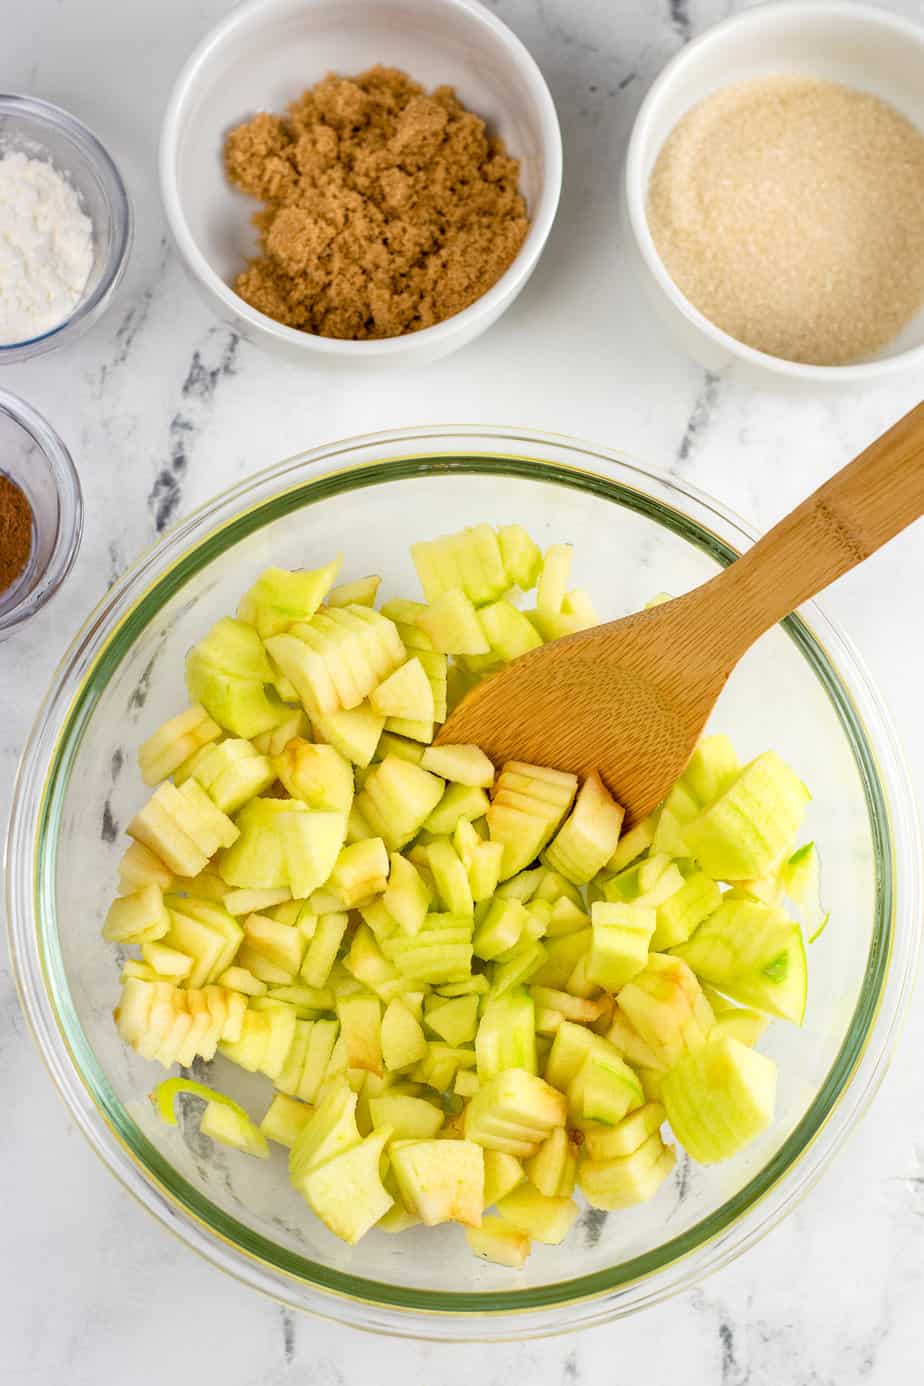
3 0 924 1380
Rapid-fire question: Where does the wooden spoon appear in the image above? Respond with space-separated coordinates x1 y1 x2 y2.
437 400 924 823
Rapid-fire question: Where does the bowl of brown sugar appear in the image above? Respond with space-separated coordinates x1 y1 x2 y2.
160 0 562 367
623 0 924 386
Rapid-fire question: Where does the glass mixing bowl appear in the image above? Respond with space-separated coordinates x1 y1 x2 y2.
6 427 920 1339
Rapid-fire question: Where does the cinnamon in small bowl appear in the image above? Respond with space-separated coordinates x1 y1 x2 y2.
0 473 32 597
0 390 82 638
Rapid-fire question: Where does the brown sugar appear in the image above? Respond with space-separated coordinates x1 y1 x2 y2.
647 76 924 365
0 474 32 594
224 66 530 340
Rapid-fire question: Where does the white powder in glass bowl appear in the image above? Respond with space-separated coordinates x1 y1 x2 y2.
0 149 94 345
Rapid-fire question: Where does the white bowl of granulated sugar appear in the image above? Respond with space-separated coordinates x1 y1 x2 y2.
622 0 924 387
0 94 132 364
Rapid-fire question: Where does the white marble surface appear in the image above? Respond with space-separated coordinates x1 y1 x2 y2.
3 0 924 1378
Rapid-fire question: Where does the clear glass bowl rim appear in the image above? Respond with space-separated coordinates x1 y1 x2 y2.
0 93 133 361
5 425 920 1340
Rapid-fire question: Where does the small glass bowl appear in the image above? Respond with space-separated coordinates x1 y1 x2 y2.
0 94 133 362
0 389 82 637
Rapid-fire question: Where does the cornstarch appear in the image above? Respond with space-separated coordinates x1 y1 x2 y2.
0 150 94 344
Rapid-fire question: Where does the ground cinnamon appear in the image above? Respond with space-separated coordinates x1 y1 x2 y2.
224 66 530 340
0 474 33 593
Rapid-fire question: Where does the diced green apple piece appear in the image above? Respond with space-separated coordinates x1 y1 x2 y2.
528 930 592 994
606 812 657 873
186 617 281 738
218 797 303 889
240 910 305 976
238 561 341 638
536 544 573 617
425 782 489 836
662 1035 777 1164
482 1150 525 1207
421 743 495 787
103 883 170 944
525 1125 574 1197
495 1184 579 1245
274 738 354 812
369 1094 444 1141
478 599 543 661
497 524 542 590
560 589 599 629
418 589 490 655
466 1068 566 1155
381 998 429 1071
587 900 656 990
543 771 624 885
476 988 537 1081
682 733 741 807
651 869 722 950
389 1138 484 1227
356 755 445 851
327 575 381 608
617 953 714 1069
141 940 193 979
296 1020 340 1105
567 1043 644 1127
278 810 346 900
163 899 243 988
185 739 277 816
200 1100 270 1158
468 839 504 902
327 837 390 908
604 1009 664 1073
337 994 383 1076
369 657 435 722
473 896 529 960
300 911 349 988
672 898 807 1024
223 886 291 917
138 704 221 786
466 1215 532 1267
382 852 431 935
289 1081 362 1182
383 715 435 744
425 994 479 1046
426 839 474 916
583 1102 665 1162
128 784 212 878
681 751 810 880
117 841 174 894
579 1131 675 1209
259 1093 314 1147
311 704 385 768
299 1125 394 1244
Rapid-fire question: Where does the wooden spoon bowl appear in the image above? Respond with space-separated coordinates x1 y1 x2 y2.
438 401 924 822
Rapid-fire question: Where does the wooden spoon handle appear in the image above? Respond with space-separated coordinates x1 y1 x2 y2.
714 399 924 652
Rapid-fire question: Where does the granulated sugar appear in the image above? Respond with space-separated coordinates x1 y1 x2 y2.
646 76 924 365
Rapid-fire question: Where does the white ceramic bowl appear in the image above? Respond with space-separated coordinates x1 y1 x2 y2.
160 0 562 368
623 0 924 387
